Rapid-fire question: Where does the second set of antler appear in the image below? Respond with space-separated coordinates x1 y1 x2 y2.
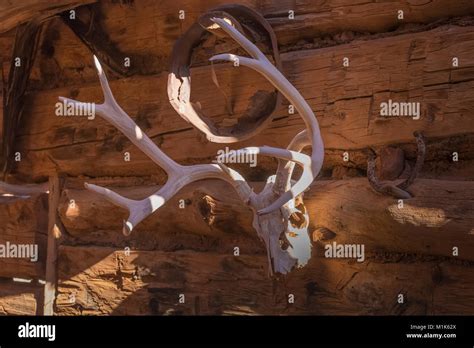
59 15 324 275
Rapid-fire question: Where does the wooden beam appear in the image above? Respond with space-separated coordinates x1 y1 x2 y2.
0 193 48 279
60 5 138 77
55 245 474 315
0 278 41 315
14 24 474 179
20 0 474 92
43 174 62 315
81 0 474 62
1 19 42 175
0 61 3 155
57 178 474 262
266 0 474 45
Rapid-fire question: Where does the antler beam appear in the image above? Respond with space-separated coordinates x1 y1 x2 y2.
60 56 255 236
209 17 324 214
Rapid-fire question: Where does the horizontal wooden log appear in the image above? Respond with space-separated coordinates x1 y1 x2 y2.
307 178 474 258
0 193 47 232
432 262 474 315
58 179 264 254
266 0 474 45
14 24 474 179
96 0 474 52
0 194 48 278
55 245 474 315
25 0 474 85
0 61 3 147
58 178 474 262
0 241 46 279
0 279 40 315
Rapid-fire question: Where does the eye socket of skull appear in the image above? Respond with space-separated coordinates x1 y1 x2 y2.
289 210 307 229
294 195 307 214
289 195 308 229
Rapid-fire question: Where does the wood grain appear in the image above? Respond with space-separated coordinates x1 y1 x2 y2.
0 194 47 278
55 245 474 315
57 178 474 262
0 279 40 315
14 24 474 179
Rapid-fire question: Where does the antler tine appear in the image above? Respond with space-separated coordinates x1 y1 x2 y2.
60 56 180 176
58 56 184 235
209 17 324 213
83 182 164 236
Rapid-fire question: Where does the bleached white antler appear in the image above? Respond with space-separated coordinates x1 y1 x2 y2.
59 56 255 236
208 17 324 214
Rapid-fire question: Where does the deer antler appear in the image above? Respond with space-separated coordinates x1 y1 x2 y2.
59 51 315 234
60 56 256 236
209 17 324 213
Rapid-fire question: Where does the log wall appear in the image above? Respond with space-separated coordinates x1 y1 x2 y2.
0 0 473 315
